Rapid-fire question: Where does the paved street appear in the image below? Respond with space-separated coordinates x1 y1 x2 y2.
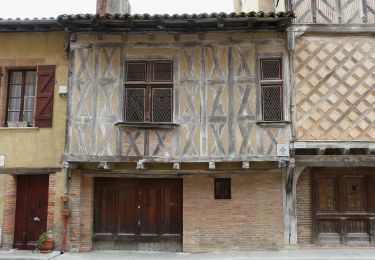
0 249 375 260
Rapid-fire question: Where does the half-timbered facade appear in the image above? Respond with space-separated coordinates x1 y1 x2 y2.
58 8 295 252
288 0 375 248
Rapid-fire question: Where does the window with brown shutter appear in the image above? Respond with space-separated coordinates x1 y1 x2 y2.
260 59 283 121
125 61 173 123
5 65 55 128
6 70 37 126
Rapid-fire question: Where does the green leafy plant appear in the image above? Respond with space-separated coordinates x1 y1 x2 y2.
35 231 49 250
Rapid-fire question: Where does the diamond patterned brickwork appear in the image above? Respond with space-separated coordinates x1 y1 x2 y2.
295 37 375 141
292 0 368 24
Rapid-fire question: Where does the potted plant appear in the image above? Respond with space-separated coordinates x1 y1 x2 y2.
7 120 29 128
36 231 54 253
60 193 71 202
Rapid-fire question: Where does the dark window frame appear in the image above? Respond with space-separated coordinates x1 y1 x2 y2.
260 58 283 122
6 69 37 126
124 60 173 123
214 178 231 200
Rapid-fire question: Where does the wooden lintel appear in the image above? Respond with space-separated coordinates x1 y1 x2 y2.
0 168 61 175
295 155 375 167
62 155 281 163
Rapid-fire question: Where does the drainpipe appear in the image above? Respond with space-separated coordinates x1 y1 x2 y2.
60 162 70 253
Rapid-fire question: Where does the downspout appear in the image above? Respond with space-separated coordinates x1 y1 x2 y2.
60 162 70 253
60 24 73 253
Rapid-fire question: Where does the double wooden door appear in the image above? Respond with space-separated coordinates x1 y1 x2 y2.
313 168 375 245
13 175 49 249
93 178 182 242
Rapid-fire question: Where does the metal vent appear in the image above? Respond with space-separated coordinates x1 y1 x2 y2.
262 85 282 121
126 62 147 82
152 62 172 82
125 88 145 122
261 60 281 80
152 88 172 122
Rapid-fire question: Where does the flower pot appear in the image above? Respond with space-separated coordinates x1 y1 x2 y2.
61 209 70 217
60 194 70 202
40 239 54 253
7 121 28 128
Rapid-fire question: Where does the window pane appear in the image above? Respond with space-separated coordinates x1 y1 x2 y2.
8 98 21 111
25 84 36 96
23 111 34 124
126 62 147 82
261 59 281 80
262 85 282 121
25 71 36 85
9 84 22 98
214 178 231 200
7 111 20 122
152 88 172 122
24 97 35 111
10 71 22 85
152 62 172 82
125 88 145 122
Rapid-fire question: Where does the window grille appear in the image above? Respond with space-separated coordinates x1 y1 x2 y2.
152 88 172 122
125 88 145 122
260 58 283 121
125 60 173 123
262 85 282 121
152 62 173 82
261 59 281 80
126 62 147 82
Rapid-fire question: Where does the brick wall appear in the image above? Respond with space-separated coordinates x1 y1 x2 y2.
296 168 313 245
68 170 81 252
80 175 93 252
183 171 284 252
47 174 56 231
2 175 16 248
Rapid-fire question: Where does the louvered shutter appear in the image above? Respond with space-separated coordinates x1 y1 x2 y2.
35 65 55 128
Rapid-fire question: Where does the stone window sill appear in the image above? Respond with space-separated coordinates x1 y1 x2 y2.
0 127 39 131
115 122 179 129
256 121 290 128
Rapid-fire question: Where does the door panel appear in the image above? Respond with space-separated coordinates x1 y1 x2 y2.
13 175 49 250
118 186 137 235
140 184 159 235
93 178 182 242
313 168 375 246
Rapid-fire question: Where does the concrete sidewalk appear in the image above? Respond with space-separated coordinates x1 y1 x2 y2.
0 249 375 260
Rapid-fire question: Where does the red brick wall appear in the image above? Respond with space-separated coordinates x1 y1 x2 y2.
2 175 16 248
47 174 56 231
80 175 93 252
296 169 313 245
68 170 93 252
68 170 82 252
183 172 284 252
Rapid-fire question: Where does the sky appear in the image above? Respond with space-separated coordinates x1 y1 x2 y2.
0 0 234 19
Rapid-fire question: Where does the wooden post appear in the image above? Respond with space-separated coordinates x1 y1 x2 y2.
283 159 306 247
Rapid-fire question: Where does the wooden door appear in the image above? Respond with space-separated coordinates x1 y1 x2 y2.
13 175 49 249
93 178 182 243
313 168 375 245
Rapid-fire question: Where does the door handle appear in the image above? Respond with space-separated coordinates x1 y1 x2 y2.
33 217 40 222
